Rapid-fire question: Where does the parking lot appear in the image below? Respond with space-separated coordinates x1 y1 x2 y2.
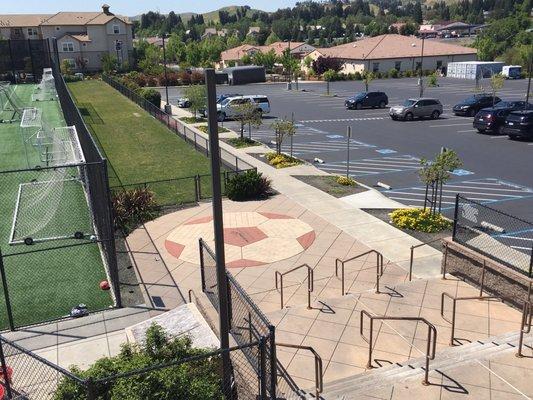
163 77 533 221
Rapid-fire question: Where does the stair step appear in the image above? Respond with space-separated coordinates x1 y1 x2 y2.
320 330 526 398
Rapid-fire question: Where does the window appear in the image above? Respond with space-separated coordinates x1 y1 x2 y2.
372 62 379 72
395 61 401 71
27 28 38 37
55 26 61 31
113 24 120 34
436 60 443 69
62 42 74 52
415 61 422 70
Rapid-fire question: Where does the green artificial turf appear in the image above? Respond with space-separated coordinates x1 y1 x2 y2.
68 80 212 205
0 84 112 329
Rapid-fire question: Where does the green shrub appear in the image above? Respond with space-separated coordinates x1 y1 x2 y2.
63 75 83 82
112 187 159 232
404 70 413 77
53 324 223 400
226 170 272 201
353 71 362 80
140 88 162 108
389 69 399 78
227 137 261 148
196 125 229 134
389 208 452 233
179 116 207 124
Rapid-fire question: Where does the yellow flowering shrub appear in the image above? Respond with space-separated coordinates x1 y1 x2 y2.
389 208 451 233
336 176 357 186
265 152 303 169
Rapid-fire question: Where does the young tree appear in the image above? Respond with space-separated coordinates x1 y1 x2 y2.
232 101 263 139
419 150 462 214
101 53 117 74
489 73 505 106
271 118 296 155
312 56 342 75
183 85 206 119
362 71 374 91
280 48 300 81
265 31 281 45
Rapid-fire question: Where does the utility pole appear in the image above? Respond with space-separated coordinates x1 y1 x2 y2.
419 36 425 98
346 126 352 178
526 55 532 109
204 69 231 391
162 33 172 114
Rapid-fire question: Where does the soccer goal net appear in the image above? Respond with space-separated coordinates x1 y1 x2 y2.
0 82 25 121
32 69 57 102
9 126 94 245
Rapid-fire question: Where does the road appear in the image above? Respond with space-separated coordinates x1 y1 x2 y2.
161 77 533 222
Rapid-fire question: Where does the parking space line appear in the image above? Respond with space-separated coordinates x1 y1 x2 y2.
428 123 473 128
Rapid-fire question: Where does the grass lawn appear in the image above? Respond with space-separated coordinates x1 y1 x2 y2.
0 83 112 329
68 80 212 204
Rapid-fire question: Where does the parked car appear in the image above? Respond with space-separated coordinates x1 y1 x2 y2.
389 98 443 121
216 95 270 121
345 92 388 110
217 93 241 103
453 94 501 117
473 101 533 134
177 97 191 108
504 110 533 140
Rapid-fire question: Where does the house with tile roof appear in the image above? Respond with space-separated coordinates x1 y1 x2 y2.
304 34 476 74
218 41 316 69
0 4 133 72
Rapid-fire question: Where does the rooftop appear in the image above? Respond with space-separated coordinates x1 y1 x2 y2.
315 34 476 61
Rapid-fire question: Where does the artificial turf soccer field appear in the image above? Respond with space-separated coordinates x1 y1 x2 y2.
0 84 112 329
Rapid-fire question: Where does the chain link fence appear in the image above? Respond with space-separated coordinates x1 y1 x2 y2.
102 74 255 173
199 239 305 399
0 39 52 83
0 333 268 400
453 194 533 277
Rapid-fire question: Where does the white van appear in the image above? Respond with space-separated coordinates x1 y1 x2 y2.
502 65 522 79
216 95 270 121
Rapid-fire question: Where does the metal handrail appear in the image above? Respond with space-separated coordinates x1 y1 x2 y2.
409 238 443 281
360 310 437 386
440 292 503 346
517 301 532 358
188 289 196 303
335 250 383 295
276 343 323 399
275 264 314 309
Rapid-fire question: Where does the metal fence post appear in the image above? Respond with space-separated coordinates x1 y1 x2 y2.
0 250 15 331
259 337 267 400
199 239 206 292
0 337 13 398
269 326 277 398
529 241 533 278
86 378 97 400
452 194 460 241
194 175 200 202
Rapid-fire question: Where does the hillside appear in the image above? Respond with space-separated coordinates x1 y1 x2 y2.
130 5 266 24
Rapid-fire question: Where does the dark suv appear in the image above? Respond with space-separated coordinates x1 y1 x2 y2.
453 94 501 117
345 92 388 110
504 110 533 140
473 101 533 134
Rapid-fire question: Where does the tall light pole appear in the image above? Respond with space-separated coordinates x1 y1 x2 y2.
205 68 231 389
418 36 425 98
346 126 352 178
162 33 172 114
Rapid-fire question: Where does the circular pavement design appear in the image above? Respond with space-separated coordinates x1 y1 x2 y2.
165 211 316 268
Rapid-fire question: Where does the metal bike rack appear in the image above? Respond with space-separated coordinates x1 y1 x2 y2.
517 301 532 358
360 310 437 386
276 343 323 399
275 264 314 309
440 292 503 346
409 238 443 281
335 250 384 296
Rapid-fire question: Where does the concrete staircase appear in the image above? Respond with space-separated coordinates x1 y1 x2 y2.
318 330 528 399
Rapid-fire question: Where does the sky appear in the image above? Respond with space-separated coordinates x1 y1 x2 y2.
1 0 299 16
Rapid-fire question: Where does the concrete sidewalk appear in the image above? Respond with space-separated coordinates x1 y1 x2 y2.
167 106 442 280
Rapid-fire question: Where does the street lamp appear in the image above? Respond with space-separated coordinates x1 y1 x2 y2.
162 33 172 114
417 36 425 97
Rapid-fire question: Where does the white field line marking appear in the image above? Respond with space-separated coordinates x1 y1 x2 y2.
412 184 530 193
490 135 508 139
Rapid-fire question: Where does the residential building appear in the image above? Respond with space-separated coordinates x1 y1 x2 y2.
0 4 133 72
247 26 261 36
218 41 316 68
202 27 230 39
304 34 477 74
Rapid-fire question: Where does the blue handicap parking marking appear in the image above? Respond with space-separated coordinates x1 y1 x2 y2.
451 169 474 176
376 149 397 154
326 134 344 139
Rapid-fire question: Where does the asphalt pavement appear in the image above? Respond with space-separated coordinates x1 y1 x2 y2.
161 77 533 221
